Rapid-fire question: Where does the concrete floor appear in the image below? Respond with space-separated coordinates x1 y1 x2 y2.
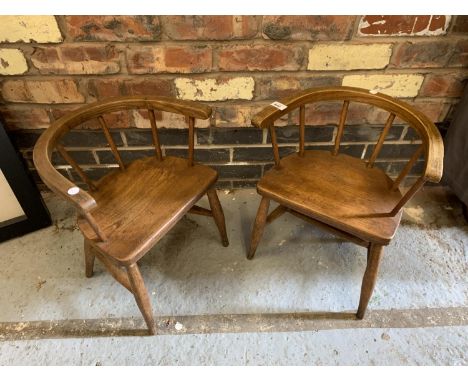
0 187 466 365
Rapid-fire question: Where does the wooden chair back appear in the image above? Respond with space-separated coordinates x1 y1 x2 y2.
33 95 212 240
252 86 444 216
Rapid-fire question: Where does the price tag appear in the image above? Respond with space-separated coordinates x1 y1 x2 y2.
270 101 288 111
67 186 80 195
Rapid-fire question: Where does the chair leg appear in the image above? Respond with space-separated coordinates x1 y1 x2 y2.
206 188 229 247
84 239 95 278
356 243 384 319
247 197 270 260
126 263 156 335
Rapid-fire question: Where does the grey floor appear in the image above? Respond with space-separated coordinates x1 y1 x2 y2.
0 187 466 365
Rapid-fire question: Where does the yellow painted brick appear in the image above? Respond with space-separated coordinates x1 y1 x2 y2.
308 44 392 70
175 77 254 101
342 74 424 98
0 16 62 43
0 49 28 75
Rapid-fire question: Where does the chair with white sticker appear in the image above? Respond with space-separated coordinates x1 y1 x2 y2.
247 86 444 319
33 96 229 334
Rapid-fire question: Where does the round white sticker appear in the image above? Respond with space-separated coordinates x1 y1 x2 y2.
67 186 80 195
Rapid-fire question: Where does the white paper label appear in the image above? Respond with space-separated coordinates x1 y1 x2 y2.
67 186 80 195
270 101 288 110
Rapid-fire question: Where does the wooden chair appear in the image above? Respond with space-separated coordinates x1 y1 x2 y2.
33 96 229 334
248 86 444 319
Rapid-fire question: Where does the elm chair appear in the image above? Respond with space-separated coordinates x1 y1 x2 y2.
33 96 229 334
247 86 444 319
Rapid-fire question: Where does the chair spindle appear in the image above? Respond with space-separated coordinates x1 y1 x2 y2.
392 146 424 191
148 109 163 161
391 176 426 215
188 116 195 166
333 100 349 156
367 113 396 168
269 123 281 167
56 144 96 191
299 105 306 157
98 116 125 170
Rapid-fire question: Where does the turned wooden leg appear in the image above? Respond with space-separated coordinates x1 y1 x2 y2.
357 243 384 319
126 263 155 335
247 197 270 260
207 188 229 247
84 239 95 278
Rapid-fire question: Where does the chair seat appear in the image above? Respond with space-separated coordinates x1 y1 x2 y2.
257 150 403 244
78 156 217 264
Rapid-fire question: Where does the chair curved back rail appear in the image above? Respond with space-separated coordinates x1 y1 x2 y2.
33 95 212 241
251 86 444 216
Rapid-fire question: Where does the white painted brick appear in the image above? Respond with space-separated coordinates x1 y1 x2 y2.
0 16 62 43
342 74 424 98
175 77 254 101
0 49 28 75
308 44 392 71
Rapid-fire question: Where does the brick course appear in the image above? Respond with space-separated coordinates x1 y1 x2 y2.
0 15 466 189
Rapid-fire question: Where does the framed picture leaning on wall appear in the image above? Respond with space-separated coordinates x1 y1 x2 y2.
0 118 51 243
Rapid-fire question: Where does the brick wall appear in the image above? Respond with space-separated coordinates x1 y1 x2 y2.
0 15 466 190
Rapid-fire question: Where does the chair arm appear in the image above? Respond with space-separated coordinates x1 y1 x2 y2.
33 127 97 213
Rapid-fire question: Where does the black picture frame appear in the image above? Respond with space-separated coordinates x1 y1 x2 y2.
0 119 51 243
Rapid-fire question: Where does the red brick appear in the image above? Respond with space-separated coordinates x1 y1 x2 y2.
390 41 452 68
124 79 174 97
2 79 85 104
0 107 50 130
359 16 448 36
262 16 354 40
126 45 211 74
88 78 174 100
448 39 468 67
419 74 465 97
409 101 450 122
162 16 259 40
255 75 341 100
452 16 468 33
31 45 120 74
217 45 304 71
50 106 131 129
65 16 161 41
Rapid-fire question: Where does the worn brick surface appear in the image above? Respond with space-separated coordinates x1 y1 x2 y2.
255 75 341 100
217 44 304 71
262 16 354 40
65 16 161 41
1 108 50 130
31 46 120 75
88 78 175 100
2 79 85 104
162 16 259 40
390 41 452 68
126 45 211 74
452 16 468 33
358 16 448 36
448 40 468 67
419 74 465 97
